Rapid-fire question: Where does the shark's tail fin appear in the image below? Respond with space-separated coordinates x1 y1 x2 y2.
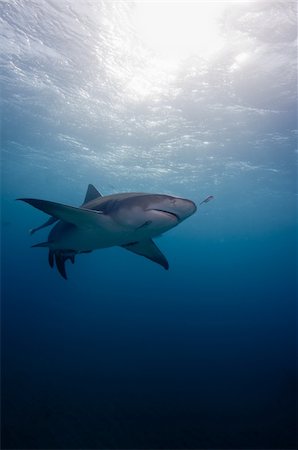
54 253 68 279
53 252 76 280
32 244 76 280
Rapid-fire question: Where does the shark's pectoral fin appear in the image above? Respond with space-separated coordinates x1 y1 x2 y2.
122 239 169 270
18 198 104 228
28 185 102 234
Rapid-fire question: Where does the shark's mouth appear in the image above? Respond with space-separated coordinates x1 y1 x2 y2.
153 209 180 221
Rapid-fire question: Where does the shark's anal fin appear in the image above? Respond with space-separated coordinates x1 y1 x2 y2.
82 184 102 205
122 239 169 270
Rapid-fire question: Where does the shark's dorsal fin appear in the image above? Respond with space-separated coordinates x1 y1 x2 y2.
83 184 102 204
18 198 104 228
122 239 169 270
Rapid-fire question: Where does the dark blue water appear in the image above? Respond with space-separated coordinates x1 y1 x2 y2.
1 1 297 448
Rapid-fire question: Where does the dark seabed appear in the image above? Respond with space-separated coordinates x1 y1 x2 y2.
1 1 297 449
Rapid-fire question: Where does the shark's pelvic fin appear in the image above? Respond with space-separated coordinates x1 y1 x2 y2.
31 241 50 248
83 184 102 204
29 216 58 235
122 239 169 270
18 198 104 228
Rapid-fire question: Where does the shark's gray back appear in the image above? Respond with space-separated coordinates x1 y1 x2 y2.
83 192 169 212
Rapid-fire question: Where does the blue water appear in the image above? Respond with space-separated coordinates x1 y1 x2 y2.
1 1 297 448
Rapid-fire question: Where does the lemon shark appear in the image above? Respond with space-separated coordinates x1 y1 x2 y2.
18 185 197 279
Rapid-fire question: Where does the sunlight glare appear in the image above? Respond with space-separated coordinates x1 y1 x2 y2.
134 2 225 64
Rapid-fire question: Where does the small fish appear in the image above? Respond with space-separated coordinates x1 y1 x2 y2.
199 195 214 205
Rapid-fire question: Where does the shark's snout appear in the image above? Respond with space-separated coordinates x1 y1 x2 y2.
162 196 197 222
179 198 197 217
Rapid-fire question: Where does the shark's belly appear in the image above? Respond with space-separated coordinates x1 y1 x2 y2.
48 221 176 252
49 227 128 251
